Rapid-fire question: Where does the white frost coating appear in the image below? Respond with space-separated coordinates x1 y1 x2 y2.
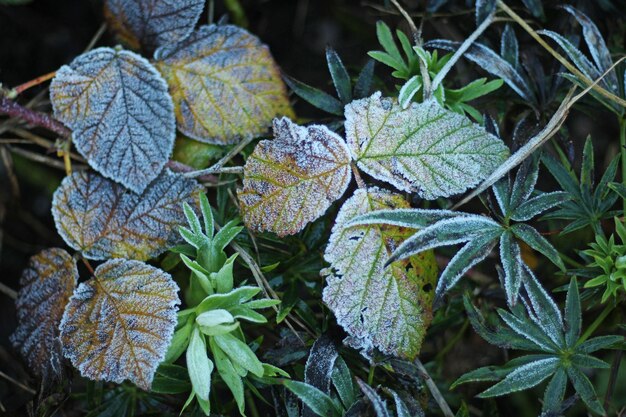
500 231 523 306
345 92 509 199
59 259 180 391
105 0 204 52
521 265 565 346
237 117 352 237
322 188 435 359
10 248 77 381
51 170 203 260
482 357 559 396
155 24 293 144
50 47 176 193
497 310 554 352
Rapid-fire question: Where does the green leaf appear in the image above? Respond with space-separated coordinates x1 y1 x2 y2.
353 59 376 99
196 309 235 327
213 333 264 377
541 368 567 414
197 286 261 312
521 266 565 346
375 21 405 69
577 335 623 353
326 47 352 103
209 338 245 414
499 231 523 306
187 327 213 401
510 223 565 271
282 380 341 417
565 278 581 347
566 366 604 414
322 188 438 359
229 305 267 323
331 356 356 410
164 315 194 363
345 92 509 199
347 208 460 230
213 254 237 294
509 192 570 222
452 355 545 389
571 354 611 369
356 379 391 417
152 364 191 394
478 357 558 397
283 75 344 116
398 75 422 109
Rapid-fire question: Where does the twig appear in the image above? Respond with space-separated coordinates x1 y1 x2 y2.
12 71 57 96
454 56 626 209
183 136 255 178
497 0 626 108
84 23 107 53
389 0 418 39
413 358 454 417
0 96 70 137
9 146 68 170
10 127 83 161
0 370 35 395
430 11 495 92
0 281 17 300
165 159 218 183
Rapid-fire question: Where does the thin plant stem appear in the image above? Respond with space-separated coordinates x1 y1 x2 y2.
12 71 57 95
0 371 35 395
430 11 495 92
0 96 70 137
620 117 626 214
367 365 375 385
0 281 17 300
183 136 255 178
577 302 616 345
414 358 454 417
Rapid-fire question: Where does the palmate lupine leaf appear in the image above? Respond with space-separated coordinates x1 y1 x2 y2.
458 275 620 415
542 137 620 235
350 158 566 305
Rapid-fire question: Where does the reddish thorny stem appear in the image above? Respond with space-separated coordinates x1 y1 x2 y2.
0 95 70 137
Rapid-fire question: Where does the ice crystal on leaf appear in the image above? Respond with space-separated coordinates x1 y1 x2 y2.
154 24 294 145
457 274 621 415
104 0 204 53
50 47 176 193
322 188 438 359
237 117 352 236
59 258 180 391
344 92 509 199
10 248 77 381
52 170 202 260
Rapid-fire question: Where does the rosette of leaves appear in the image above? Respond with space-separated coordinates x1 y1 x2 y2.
542 137 620 235
456 273 621 415
369 21 503 120
349 158 568 305
581 217 626 303
162 193 285 415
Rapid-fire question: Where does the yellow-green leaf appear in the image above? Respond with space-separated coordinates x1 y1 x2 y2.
237 117 352 236
154 24 294 145
10 248 77 380
52 170 203 260
59 259 180 390
322 188 438 359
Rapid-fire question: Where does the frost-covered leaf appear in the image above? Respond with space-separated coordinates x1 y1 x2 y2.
10 248 77 380
237 117 351 236
50 47 175 193
52 170 202 261
303 335 339 417
59 259 180 390
501 25 519 69
345 92 509 199
500 231 523 306
478 357 559 397
155 24 294 144
426 40 535 103
104 0 204 53
322 188 438 359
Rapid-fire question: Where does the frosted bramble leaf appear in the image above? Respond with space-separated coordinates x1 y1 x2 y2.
154 24 294 145
237 117 352 236
59 259 180 390
322 188 438 359
52 170 203 260
345 92 509 200
104 0 204 53
10 248 77 381
50 47 175 193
